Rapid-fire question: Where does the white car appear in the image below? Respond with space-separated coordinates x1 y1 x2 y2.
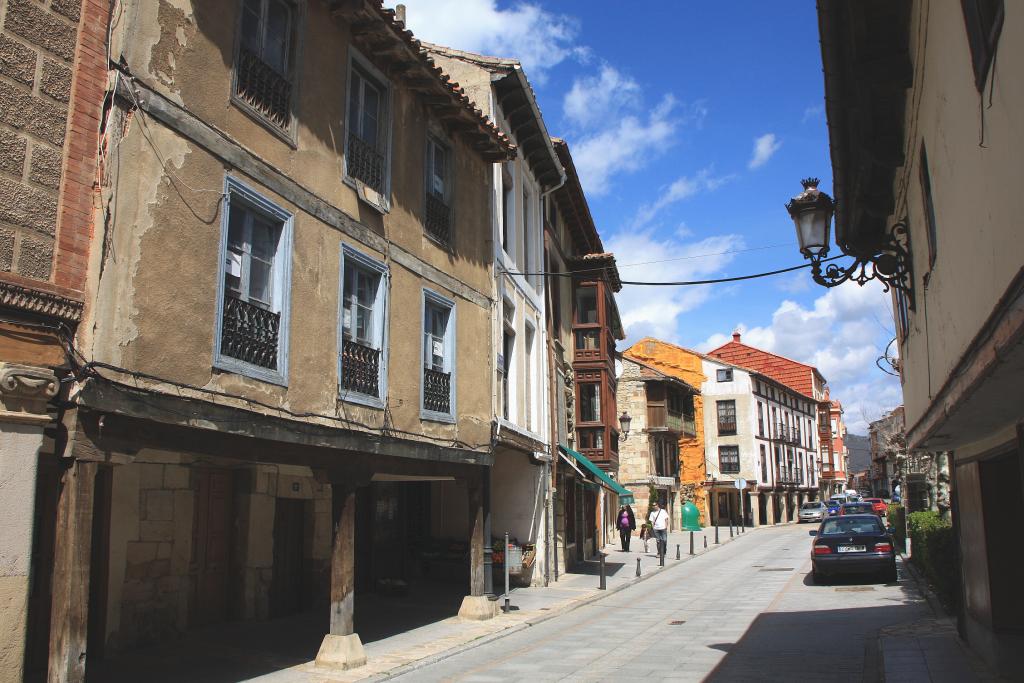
798 501 828 523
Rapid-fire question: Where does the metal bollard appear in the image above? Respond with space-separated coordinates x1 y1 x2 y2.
636 557 642 577
714 524 720 544
729 521 734 538
703 535 708 549
598 553 607 590
676 544 681 560
502 531 511 613
689 531 694 555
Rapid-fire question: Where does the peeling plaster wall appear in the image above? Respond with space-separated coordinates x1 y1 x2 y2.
89 0 497 449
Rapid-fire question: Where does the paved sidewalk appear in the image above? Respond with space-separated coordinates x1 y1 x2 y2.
250 524 757 682
876 554 1003 682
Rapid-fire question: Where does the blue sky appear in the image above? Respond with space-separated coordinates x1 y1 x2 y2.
394 0 902 432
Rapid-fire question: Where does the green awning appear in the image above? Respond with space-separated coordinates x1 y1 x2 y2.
559 445 634 504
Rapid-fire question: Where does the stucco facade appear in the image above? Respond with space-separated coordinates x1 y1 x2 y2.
818 1 1024 675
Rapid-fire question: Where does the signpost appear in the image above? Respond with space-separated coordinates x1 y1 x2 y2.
734 478 747 533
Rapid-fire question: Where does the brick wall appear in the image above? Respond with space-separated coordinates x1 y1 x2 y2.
0 0 108 293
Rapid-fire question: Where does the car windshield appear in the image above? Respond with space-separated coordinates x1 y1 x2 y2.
820 517 883 535
801 503 821 509
843 504 873 514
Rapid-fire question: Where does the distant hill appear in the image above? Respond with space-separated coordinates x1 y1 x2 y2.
846 434 871 473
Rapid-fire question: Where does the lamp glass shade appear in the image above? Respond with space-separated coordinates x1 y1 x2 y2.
618 411 632 436
794 207 830 257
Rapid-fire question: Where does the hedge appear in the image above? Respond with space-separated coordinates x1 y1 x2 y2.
907 510 959 611
887 503 905 548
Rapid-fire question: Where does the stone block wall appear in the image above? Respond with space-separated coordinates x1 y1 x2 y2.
0 0 107 290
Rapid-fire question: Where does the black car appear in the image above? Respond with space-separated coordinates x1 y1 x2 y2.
809 514 897 584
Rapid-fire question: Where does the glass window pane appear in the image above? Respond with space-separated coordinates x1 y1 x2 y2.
228 206 247 250
575 286 597 324
348 72 362 139
251 217 277 261
264 0 290 73
241 0 261 53
361 82 380 147
249 258 272 306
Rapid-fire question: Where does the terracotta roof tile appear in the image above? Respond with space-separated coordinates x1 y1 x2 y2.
708 339 825 397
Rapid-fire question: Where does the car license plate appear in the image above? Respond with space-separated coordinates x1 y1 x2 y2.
837 545 865 553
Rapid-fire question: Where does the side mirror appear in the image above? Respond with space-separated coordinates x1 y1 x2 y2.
886 525 895 534
808 530 818 536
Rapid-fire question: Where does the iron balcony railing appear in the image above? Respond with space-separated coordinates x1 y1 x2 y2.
775 423 801 445
425 191 451 244
423 367 451 414
717 420 737 435
341 339 380 397
777 469 801 485
347 132 385 194
220 296 280 370
236 47 292 129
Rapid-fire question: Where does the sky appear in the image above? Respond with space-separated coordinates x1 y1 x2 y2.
391 0 902 433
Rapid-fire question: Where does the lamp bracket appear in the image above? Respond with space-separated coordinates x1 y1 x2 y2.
810 220 914 307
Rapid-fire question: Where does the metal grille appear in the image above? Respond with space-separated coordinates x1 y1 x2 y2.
347 132 385 194
341 338 380 397
423 368 451 413
236 47 292 129
221 296 280 370
425 192 451 244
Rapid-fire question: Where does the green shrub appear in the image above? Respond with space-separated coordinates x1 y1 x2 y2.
887 503 905 548
907 510 959 611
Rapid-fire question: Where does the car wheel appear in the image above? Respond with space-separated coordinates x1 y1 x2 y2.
884 564 898 584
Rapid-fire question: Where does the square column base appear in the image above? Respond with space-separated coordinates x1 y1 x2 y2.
315 633 366 670
458 595 498 621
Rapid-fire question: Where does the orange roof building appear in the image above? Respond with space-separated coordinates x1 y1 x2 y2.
708 332 826 400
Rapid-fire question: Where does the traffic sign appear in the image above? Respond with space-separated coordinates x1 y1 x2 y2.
734 478 747 490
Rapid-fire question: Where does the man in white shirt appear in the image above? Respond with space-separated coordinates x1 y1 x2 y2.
648 501 669 557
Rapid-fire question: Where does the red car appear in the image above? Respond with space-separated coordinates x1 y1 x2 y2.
864 498 888 515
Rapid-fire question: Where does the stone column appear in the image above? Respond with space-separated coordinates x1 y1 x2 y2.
766 494 776 525
316 487 366 670
459 473 497 620
750 493 761 526
0 363 57 683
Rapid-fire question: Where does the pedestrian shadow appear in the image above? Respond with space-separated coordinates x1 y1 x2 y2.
567 558 627 577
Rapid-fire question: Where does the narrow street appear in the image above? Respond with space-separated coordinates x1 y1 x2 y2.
391 525 981 682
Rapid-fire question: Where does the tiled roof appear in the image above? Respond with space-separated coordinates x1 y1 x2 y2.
708 334 826 398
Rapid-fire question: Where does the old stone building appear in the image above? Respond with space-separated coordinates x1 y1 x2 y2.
5 1 525 680
0 0 109 680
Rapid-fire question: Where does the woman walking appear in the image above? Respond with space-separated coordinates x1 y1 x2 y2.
617 504 636 551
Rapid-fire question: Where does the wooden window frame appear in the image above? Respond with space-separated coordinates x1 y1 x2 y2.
213 176 293 386
719 446 740 474
420 288 456 423
338 244 389 407
344 49 393 212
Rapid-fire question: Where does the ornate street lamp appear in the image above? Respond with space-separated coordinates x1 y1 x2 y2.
618 411 632 441
786 178 913 303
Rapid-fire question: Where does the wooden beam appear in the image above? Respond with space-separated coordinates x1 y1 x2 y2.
468 475 485 597
48 460 97 683
329 487 357 635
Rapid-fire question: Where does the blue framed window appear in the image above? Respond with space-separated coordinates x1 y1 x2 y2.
214 177 293 385
339 244 388 407
421 289 455 422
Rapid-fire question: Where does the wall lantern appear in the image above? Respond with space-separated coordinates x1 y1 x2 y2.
786 178 913 303
618 411 632 441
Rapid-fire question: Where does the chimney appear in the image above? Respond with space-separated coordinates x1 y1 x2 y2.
732 331 741 343
395 3 406 24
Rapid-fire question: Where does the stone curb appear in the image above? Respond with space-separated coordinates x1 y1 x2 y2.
366 524 778 681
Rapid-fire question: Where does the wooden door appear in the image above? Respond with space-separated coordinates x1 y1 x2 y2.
191 468 233 627
270 499 306 617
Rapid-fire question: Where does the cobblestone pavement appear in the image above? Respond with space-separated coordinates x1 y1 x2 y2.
388 524 998 683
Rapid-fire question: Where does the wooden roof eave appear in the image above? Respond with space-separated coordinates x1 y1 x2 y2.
328 0 516 161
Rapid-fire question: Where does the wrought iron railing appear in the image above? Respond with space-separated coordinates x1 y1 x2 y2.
423 367 451 413
221 296 280 370
425 192 451 244
347 132 385 194
341 339 380 397
717 420 737 435
777 469 800 485
775 423 801 445
236 47 292 129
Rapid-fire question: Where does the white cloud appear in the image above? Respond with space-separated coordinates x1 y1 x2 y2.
748 133 782 169
697 281 900 434
802 104 824 123
607 230 746 343
563 65 640 128
571 95 678 196
631 167 735 228
394 0 582 82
